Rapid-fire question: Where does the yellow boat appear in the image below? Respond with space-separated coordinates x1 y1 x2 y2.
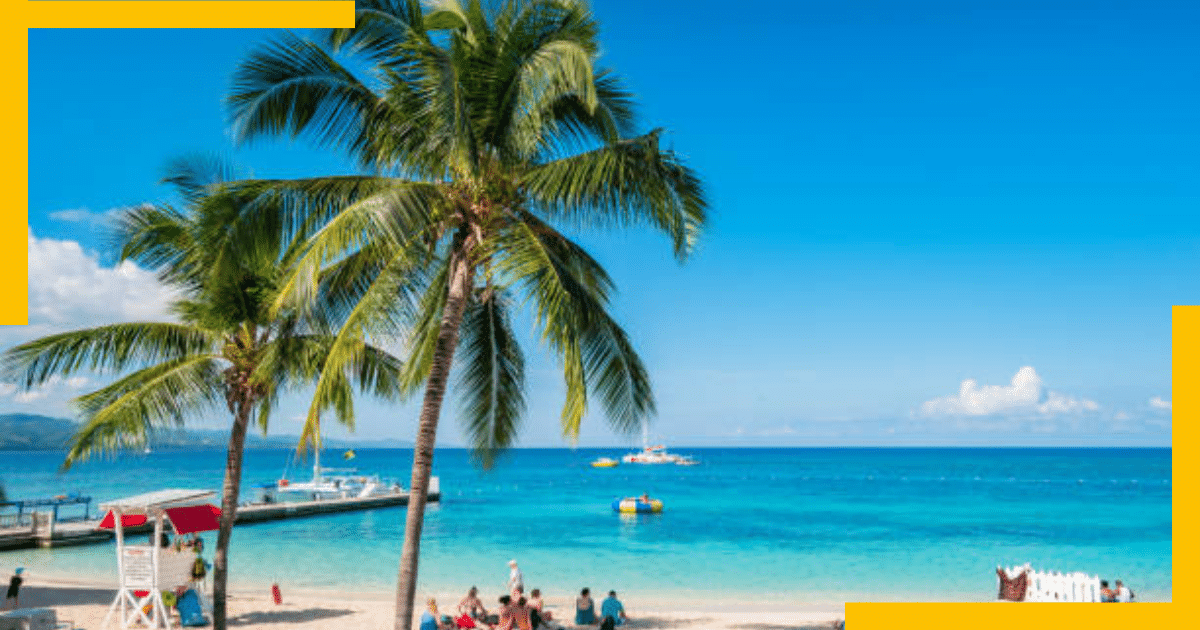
591 457 619 468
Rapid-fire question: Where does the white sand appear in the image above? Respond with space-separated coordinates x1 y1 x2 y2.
14 577 844 630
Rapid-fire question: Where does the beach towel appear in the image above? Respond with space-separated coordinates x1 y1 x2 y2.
455 613 476 628
177 588 209 626
996 568 1028 602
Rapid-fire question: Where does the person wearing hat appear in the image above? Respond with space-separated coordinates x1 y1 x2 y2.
5 567 23 610
507 560 524 596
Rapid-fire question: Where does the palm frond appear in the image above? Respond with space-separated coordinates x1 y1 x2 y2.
521 129 708 260
268 179 443 316
229 32 387 164
494 212 651 438
64 355 224 468
456 288 525 467
2 323 219 389
294 248 421 450
397 257 451 396
318 0 428 62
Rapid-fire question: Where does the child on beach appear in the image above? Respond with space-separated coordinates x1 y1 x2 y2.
5 567 22 610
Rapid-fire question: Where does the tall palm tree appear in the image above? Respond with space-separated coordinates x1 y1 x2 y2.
2 157 405 630
228 2 707 627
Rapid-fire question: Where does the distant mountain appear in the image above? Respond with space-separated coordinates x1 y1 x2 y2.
0 413 412 451
0 413 78 450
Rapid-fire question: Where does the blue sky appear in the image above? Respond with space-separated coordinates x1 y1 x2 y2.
8 0 1189 447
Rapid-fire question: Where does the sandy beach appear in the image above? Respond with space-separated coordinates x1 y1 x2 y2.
14 577 843 630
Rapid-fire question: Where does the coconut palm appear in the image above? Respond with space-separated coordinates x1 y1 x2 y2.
228 1 706 627
1 157 406 630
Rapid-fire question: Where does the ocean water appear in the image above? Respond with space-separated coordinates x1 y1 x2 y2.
0 447 1171 606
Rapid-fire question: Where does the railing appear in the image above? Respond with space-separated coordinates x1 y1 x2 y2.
0 512 30 528
999 564 1102 602
1 494 92 527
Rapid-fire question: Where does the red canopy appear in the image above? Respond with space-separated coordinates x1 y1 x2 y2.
165 504 222 535
97 511 148 529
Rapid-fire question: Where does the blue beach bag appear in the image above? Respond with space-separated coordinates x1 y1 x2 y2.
177 589 209 627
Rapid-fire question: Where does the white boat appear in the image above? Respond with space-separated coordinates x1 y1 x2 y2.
621 428 698 465
269 449 432 501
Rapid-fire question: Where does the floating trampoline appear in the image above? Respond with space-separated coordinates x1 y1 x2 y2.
612 497 663 513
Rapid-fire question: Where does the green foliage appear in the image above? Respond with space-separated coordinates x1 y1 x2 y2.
1 156 406 466
229 0 708 460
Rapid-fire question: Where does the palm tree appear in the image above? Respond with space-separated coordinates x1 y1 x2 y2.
2 157 405 630
228 2 707 627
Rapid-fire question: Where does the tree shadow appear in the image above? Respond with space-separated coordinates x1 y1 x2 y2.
228 607 356 626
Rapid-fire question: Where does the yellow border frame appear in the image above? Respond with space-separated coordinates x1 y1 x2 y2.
3 2 1180 629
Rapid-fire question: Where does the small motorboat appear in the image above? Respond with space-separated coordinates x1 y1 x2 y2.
612 496 663 514
591 457 619 468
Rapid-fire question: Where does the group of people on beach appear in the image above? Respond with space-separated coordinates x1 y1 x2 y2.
1100 579 1135 603
421 560 628 630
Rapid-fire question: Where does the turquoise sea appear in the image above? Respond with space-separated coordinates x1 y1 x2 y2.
0 447 1172 606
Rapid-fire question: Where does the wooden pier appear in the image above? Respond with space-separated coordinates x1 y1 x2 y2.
0 488 439 551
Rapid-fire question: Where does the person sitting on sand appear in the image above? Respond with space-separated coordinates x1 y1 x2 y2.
528 589 553 627
600 591 626 626
495 595 517 630
1100 580 1116 602
514 597 534 630
575 588 596 625
1115 580 1135 602
459 587 489 621
423 598 450 630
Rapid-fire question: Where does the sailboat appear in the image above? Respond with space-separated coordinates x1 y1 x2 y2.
272 449 416 500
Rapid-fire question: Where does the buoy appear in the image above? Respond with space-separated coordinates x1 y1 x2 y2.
272 583 282 605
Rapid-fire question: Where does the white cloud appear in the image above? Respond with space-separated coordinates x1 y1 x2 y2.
3 375 92 406
48 207 125 227
26 232 177 329
1149 396 1171 410
0 233 179 414
920 366 1098 417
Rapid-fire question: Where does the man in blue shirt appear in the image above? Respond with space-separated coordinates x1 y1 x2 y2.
600 591 627 626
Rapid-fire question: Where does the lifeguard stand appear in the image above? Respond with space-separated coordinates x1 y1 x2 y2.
96 489 221 630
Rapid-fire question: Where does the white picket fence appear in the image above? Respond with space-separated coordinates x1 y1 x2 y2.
999 564 1103 602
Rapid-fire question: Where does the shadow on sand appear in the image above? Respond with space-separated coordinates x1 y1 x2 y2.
626 616 718 629
18 585 117 608
724 619 830 624
228 607 356 626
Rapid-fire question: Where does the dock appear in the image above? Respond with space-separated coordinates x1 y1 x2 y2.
0 486 439 551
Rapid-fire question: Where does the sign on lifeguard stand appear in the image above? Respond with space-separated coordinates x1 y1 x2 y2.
96 489 221 630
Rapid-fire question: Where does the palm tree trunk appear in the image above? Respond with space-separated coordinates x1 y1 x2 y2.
213 398 252 630
394 245 476 630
